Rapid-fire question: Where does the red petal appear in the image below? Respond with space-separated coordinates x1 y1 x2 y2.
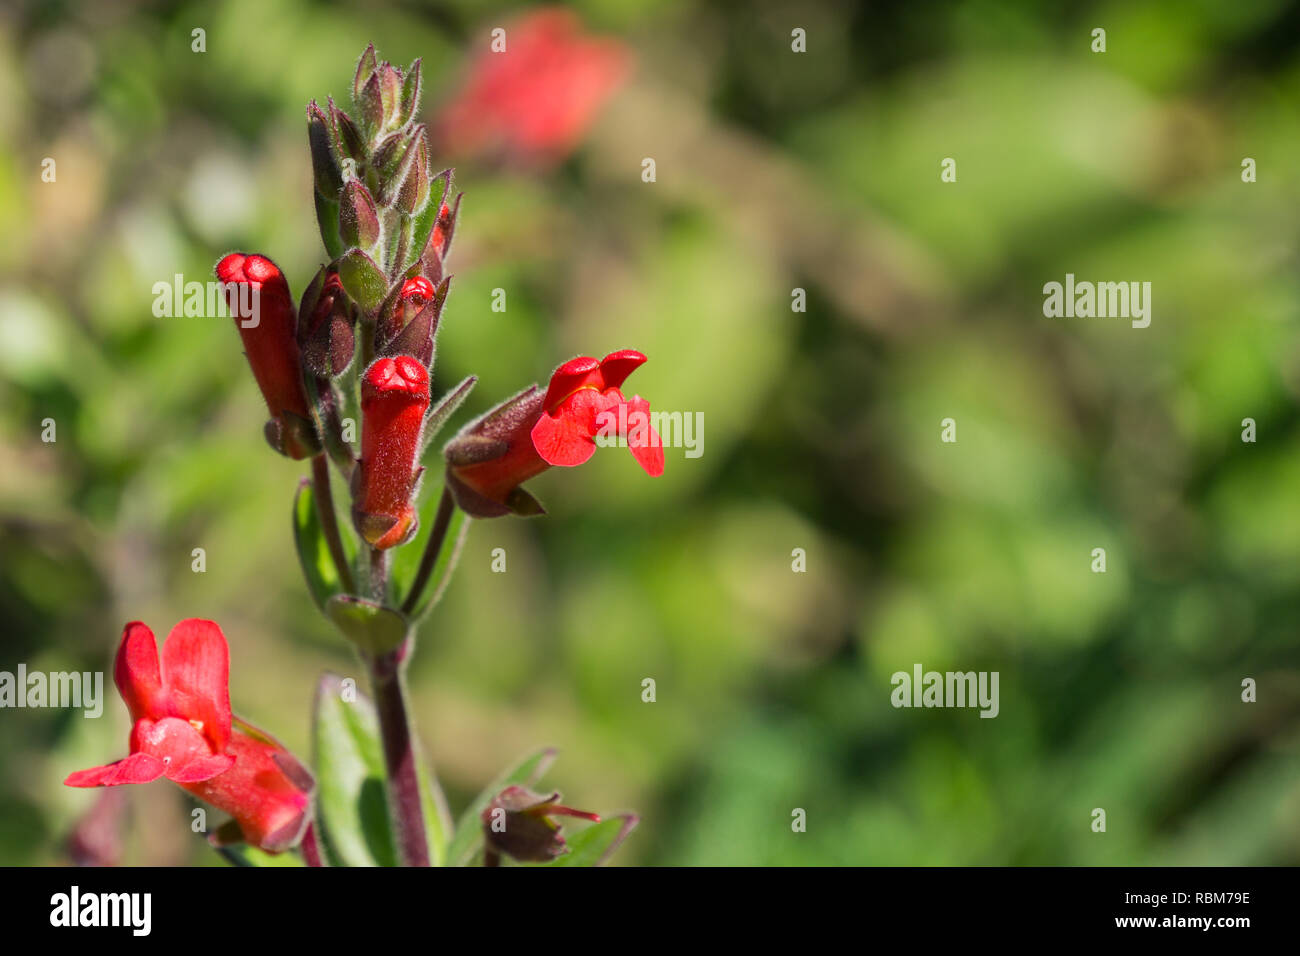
531 407 597 467
169 754 236 783
531 388 617 468
114 622 168 722
132 716 229 782
160 620 232 752
623 395 664 477
65 752 166 788
596 350 647 390
541 355 600 411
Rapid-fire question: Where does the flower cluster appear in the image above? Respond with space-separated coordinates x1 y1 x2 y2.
67 33 655 866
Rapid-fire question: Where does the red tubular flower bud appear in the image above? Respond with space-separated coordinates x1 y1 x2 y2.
64 620 312 854
353 356 430 549
216 252 318 459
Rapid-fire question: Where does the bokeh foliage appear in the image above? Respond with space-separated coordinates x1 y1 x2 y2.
0 0 1298 864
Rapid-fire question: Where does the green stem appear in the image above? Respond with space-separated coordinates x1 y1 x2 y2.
400 487 455 616
311 454 355 595
369 546 389 603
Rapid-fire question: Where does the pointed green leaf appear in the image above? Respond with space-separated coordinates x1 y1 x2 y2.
398 59 422 128
416 749 452 867
353 43 377 103
421 375 476 455
447 747 557 866
315 193 345 260
403 169 450 274
539 814 639 867
312 674 397 867
390 483 469 623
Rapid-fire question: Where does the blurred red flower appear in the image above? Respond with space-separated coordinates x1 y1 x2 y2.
434 8 631 166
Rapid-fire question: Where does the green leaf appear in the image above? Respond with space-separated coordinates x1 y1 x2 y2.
312 674 397 867
315 192 345 260
540 814 639 867
398 59 422 127
325 595 409 655
390 482 469 622
420 375 477 457
416 749 453 867
312 674 451 867
215 843 308 867
293 480 343 611
403 168 450 273
412 507 466 620
335 247 388 313
447 747 557 867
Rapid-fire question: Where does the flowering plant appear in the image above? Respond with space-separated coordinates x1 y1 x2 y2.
67 32 651 867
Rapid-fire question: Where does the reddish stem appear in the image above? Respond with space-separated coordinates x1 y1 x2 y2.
369 645 430 866
311 454 355 594
400 487 455 616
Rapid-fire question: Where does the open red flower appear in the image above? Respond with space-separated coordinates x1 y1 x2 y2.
532 349 664 474
353 355 430 549
446 349 662 518
217 252 319 459
434 8 631 166
65 620 312 854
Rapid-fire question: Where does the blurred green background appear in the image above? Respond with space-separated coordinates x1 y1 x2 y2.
2 0 1299 865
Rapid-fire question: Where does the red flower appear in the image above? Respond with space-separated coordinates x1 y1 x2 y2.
65 620 312 854
532 350 664 473
434 8 631 166
216 252 319 459
353 355 430 549
446 349 662 517
481 785 600 863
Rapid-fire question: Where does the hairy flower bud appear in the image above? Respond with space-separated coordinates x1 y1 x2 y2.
298 270 356 378
216 252 319 459
353 356 430 549
307 100 343 198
